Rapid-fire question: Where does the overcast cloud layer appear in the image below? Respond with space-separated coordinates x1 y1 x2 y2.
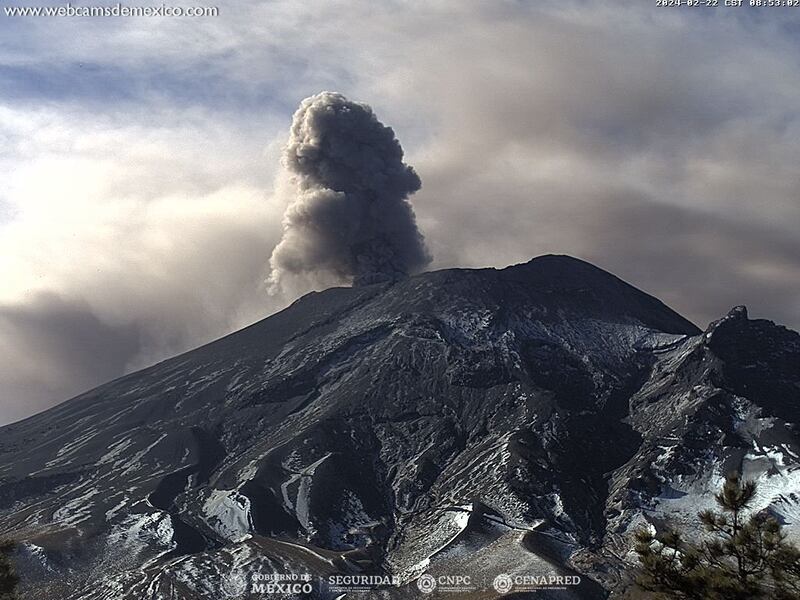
1 1 799 424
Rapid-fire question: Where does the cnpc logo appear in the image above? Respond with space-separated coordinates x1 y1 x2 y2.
416 573 472 594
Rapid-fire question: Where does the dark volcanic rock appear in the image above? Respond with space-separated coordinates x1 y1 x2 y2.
0 255 797 600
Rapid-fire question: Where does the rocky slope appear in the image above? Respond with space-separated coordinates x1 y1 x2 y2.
0 255 797 599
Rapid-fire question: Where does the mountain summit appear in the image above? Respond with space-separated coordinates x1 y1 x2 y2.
1 255 797 599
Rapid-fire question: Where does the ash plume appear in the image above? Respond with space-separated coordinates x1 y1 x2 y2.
268 92 431 289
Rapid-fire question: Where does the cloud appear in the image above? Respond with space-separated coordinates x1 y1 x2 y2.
0 294 140 424
581 196 800 331
2 1 800 424
0 104 288 424
375 1 800 329
269 92 430 289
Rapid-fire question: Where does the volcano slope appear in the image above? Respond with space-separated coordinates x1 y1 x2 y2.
0 255 798 599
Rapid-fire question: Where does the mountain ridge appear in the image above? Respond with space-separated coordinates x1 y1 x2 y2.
1 254 797 600
3 254 698 430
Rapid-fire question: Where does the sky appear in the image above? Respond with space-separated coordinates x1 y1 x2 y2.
1 0 800 424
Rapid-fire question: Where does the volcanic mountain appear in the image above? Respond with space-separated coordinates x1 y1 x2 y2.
1 255 798 599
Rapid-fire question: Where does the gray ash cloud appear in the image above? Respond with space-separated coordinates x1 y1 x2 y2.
269 92 431 288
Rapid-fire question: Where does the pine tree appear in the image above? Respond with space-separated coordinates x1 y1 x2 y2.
634 473 800 600
0 539 18 600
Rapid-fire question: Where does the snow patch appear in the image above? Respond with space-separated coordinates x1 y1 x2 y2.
202 489 253 543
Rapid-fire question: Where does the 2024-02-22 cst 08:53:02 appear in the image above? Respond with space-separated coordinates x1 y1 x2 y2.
656 0 800 7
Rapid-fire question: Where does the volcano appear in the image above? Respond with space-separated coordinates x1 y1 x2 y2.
1 255 798 599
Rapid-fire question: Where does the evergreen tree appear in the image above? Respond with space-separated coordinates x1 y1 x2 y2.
634 473 800 600
0 539 18 600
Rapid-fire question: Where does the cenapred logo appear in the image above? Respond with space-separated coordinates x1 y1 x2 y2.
492 572 581 593
417 573 437 594
493 573 514 594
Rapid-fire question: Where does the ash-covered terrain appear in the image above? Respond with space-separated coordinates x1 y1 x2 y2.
1 255 798 599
